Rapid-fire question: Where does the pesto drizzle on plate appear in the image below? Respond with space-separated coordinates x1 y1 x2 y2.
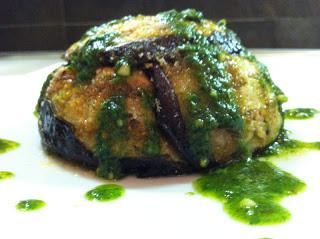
0 171 14 180
26 9 320 226
0 138 20 154
284 108 319 120
85 184 125 202
257 129 320 158
194 127 320 225
193 159 306 225
16 199 46 212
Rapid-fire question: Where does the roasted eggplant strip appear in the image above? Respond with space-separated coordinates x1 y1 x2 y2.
148 64 199 169
37 9 284 179
39 100 192 178
39 100 97 168
102 36 182 66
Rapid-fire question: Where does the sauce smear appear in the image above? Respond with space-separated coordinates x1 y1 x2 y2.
0 138 20 154
284 108 319 120
16 199 46 212
259 130 320 157
0 171 14 180
193 159 305 225
85 184 125 202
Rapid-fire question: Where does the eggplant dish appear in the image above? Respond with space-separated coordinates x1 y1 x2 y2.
36 9 286 179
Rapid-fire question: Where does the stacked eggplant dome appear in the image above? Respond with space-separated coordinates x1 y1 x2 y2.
36 9 285 179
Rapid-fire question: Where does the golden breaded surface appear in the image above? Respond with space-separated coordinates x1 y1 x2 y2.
46 67 151 150
45 9 282 171
65 14 218 60
65 16 171 59
46 53 282 164
224 55 282 151
162 58 282 162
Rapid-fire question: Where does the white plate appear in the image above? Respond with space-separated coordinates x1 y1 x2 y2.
0 51 320 239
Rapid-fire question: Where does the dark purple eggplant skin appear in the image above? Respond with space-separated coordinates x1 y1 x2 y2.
148 65 201 170
39 100 97 169
97 35 242 169
39 100 192 178
100 32 242 67
100 36 182 66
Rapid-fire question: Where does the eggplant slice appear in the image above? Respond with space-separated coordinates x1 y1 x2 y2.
101 36 182 66
37 9 284 179
148 64 200 169
39 100 192 178
39 100 97 168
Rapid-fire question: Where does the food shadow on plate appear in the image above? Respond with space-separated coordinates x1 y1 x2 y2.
45 153 197 189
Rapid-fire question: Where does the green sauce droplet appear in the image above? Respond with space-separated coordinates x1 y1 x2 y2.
193 159 306 225
284 108 319 120
0 171 14 180
0 138 20 154
85 184 125 202
16 199 46 212
186 192 196 196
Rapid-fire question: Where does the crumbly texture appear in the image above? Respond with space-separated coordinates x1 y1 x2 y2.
162 57 282 162
41 10 283 172
224 55 282 152
46 54 282 163
46 66 182 162
65 13 218 60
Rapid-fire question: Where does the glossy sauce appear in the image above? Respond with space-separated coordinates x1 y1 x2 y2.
193 159 306 225
0 171 14 180
85 184 125 202
284 108 319 120
0 138 20 154
16 199 46 212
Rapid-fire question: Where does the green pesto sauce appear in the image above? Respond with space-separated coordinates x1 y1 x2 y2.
193 159 306 225
159 9 244 167
70 32 120 82
70 16 133 82
284 108 319 120
16 199 46 212
0 171 14 180
186 191 196 196
0 138 20 154
258 130 320 158
85 184 125 202
96 93 161 179
95 96 128 179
